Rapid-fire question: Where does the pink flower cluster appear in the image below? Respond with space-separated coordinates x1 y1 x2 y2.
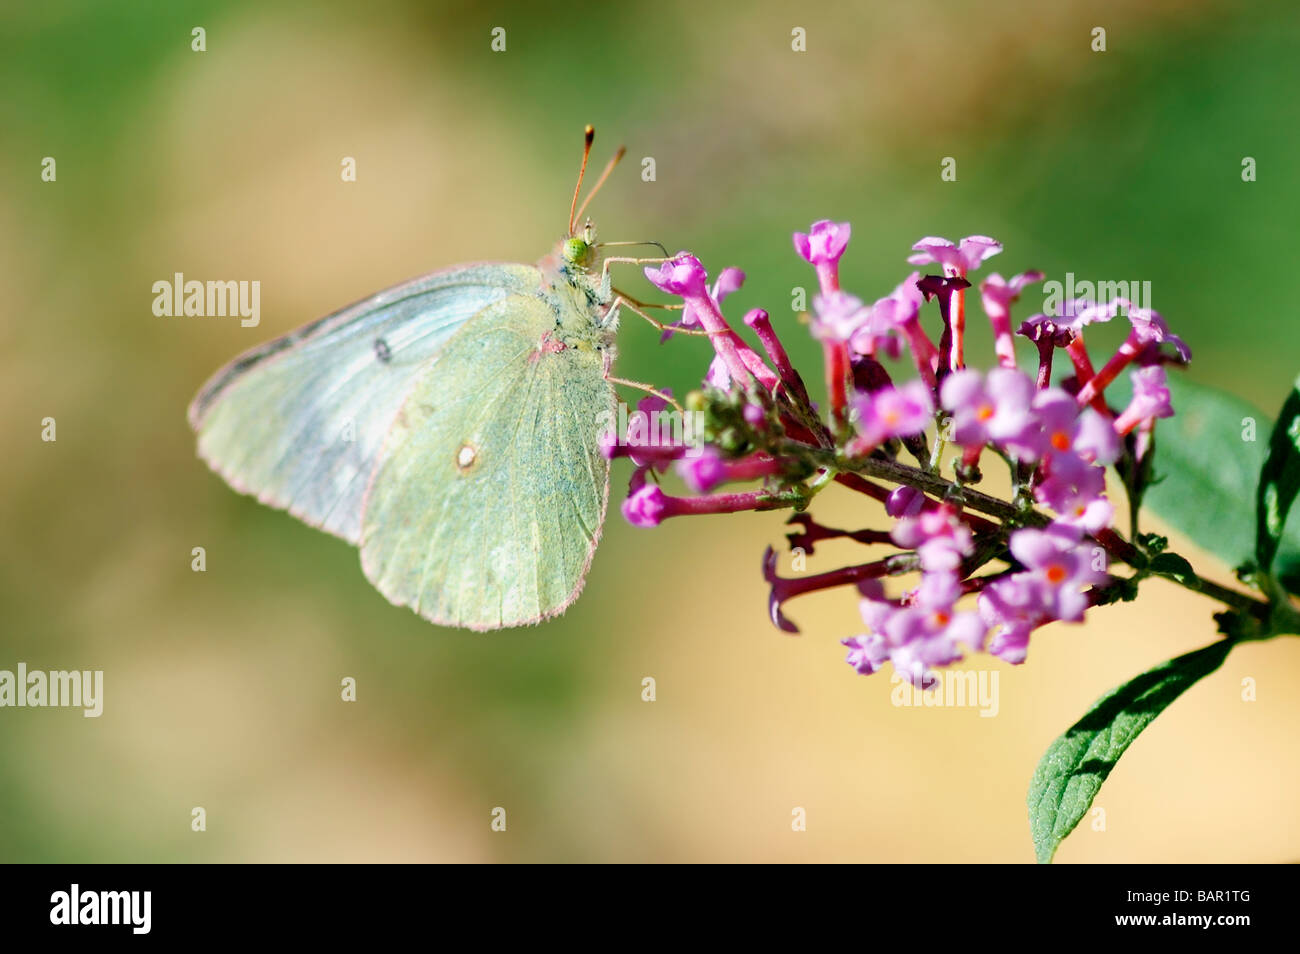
610 221 1191 687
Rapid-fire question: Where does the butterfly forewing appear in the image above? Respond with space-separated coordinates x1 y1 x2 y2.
189 264 541 543
358 293 613 630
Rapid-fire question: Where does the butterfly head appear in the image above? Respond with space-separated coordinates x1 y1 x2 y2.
561 221 599 271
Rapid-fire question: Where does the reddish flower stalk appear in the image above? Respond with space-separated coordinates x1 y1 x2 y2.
785 513 892 553
916 274 970 382
1061 333 1111 414
1016 316 1072 391
833 471 1000 535
763 547 896 633
1075 337 1140 408
902 321 940 389
833 472 892 503
950 286 967 371
1033 338 1055 390
824 341 852 426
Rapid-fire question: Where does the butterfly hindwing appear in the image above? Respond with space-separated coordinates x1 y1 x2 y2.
359 292 614 630
188 264 541 544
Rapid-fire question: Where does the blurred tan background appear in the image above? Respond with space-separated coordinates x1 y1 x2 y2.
2 0 1298 862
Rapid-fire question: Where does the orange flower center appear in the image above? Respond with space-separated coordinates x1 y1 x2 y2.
977 404 995 421
1051 431 1071 451
1045 563 1068 585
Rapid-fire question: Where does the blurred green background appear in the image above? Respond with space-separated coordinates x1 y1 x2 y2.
3 0 1298 862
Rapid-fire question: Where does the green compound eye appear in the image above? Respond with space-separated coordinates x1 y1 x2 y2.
562 238 591 265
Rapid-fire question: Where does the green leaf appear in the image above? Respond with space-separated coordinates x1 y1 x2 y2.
1027 640 1233 864
1148 551 1197 585
1115 376 1300 577
1256 378 1300 573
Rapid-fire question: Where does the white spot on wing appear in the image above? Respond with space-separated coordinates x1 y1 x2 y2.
456 443 478 471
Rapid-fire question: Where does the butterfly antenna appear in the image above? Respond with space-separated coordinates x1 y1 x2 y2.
574 144 626 226
568 125 596 237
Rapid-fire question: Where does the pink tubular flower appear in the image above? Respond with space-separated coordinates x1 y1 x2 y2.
916 274 972 374
1057 298 1118 332
623 472 794 529
842 631 891 676
621 469 668 528
1051 495 1115 534
1030 392 1119 532
1075 299 1191 407
661 266 745 342
866 272 925 327
1114 365 1174 436
907 236 1003 276
847 380 935 455
978 526 1106 663
865 271 939 386
675 449 785 494
676 447 725 493
622 392 689 469
1035 450 1106 515
891 504 974 572
981 270 1044 369
843 579 892 674
644 254 710 298
1028 298 1115 412
888 627 964 689
601 392 693 470
794 223 855 424
939 367 1040 460
1031 389 1120 466
847 572 985 687
794 220 851 293
745 309 812 406
645 253 778 391
1008 526 1107 622
811 291 869 344
909 236 1001 373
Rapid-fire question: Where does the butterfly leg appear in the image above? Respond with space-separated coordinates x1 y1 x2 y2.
606 294 721 340
599 255 676 302
600 255 669 285
601 257 724 339
610 287 682 310
605 374 686 413
604 294 666 333
606 295 720 341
